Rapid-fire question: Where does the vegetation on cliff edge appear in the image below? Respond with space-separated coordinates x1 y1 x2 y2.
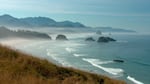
0 45 125 84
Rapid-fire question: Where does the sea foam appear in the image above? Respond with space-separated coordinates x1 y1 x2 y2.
65 47 76 53
47 51 72 67
73 53 86 57
127 76 144 84
83 58 124 76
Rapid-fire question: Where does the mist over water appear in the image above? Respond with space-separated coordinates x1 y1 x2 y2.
1 28 150 84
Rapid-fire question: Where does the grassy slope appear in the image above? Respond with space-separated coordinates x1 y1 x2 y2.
0 45 126 84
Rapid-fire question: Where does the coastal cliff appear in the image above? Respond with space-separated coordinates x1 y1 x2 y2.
0 26 51 39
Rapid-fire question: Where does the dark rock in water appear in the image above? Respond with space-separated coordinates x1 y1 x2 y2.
85 37 95 41
56 34 68 40
97 37 109 42
97 36 116 43
105 37 116 41
113 60 124 63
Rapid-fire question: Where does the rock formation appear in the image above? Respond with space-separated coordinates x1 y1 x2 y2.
113 59 124 63
56 34 68 40
85 37 95 41
97 36 116 43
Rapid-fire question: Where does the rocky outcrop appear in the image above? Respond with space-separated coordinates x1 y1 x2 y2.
16 30 52 40
56 34 68 40
85 37 95 41
106 37 116 41
0 26 52 40
97 36 116 43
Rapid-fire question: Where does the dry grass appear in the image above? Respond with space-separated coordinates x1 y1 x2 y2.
0 45 126 84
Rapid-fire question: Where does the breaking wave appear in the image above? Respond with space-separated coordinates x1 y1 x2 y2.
47 51 72 67
82 58 124 76
127 76 144 84
73 53 86 57
65 47 76 53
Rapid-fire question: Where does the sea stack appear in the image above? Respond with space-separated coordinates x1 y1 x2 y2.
56 34 68 40
97 36 116 43
85 37 95 41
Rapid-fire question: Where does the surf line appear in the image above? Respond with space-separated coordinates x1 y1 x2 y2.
82 58 124 76
127 76 144 84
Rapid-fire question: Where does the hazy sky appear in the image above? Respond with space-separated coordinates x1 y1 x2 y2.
0 0 150 31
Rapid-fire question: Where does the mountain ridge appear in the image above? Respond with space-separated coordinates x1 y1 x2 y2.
0 14 86 28
0 14 136 32
94 27 136 32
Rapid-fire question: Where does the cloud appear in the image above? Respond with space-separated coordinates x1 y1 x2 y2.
45 10 150 17
0 0 65 11
0 0 150 17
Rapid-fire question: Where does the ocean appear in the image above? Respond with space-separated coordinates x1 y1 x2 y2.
13 30 150 84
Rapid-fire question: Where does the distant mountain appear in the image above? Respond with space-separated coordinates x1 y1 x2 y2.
94 27 136 32
57 21 85 27
20 17 57 27
0 14 86 28
0 14 30 27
